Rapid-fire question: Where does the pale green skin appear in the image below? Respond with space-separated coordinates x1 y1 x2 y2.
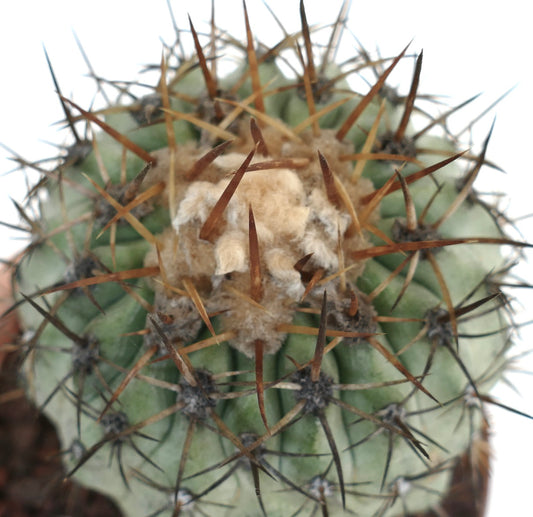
16 58 508 517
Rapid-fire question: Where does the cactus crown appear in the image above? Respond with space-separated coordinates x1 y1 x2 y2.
4 1 532 516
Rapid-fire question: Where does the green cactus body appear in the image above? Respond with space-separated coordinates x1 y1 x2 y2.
11 3 527 516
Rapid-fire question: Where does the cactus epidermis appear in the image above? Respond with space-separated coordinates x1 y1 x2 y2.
7 2 533 517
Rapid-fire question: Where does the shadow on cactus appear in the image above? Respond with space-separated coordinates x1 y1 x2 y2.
3 1 533 516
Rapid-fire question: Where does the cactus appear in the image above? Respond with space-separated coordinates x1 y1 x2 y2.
5 2 532 516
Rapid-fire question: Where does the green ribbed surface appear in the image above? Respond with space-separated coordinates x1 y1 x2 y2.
15 27 510 517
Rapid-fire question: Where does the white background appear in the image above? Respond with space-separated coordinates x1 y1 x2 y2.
1 1 531 515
